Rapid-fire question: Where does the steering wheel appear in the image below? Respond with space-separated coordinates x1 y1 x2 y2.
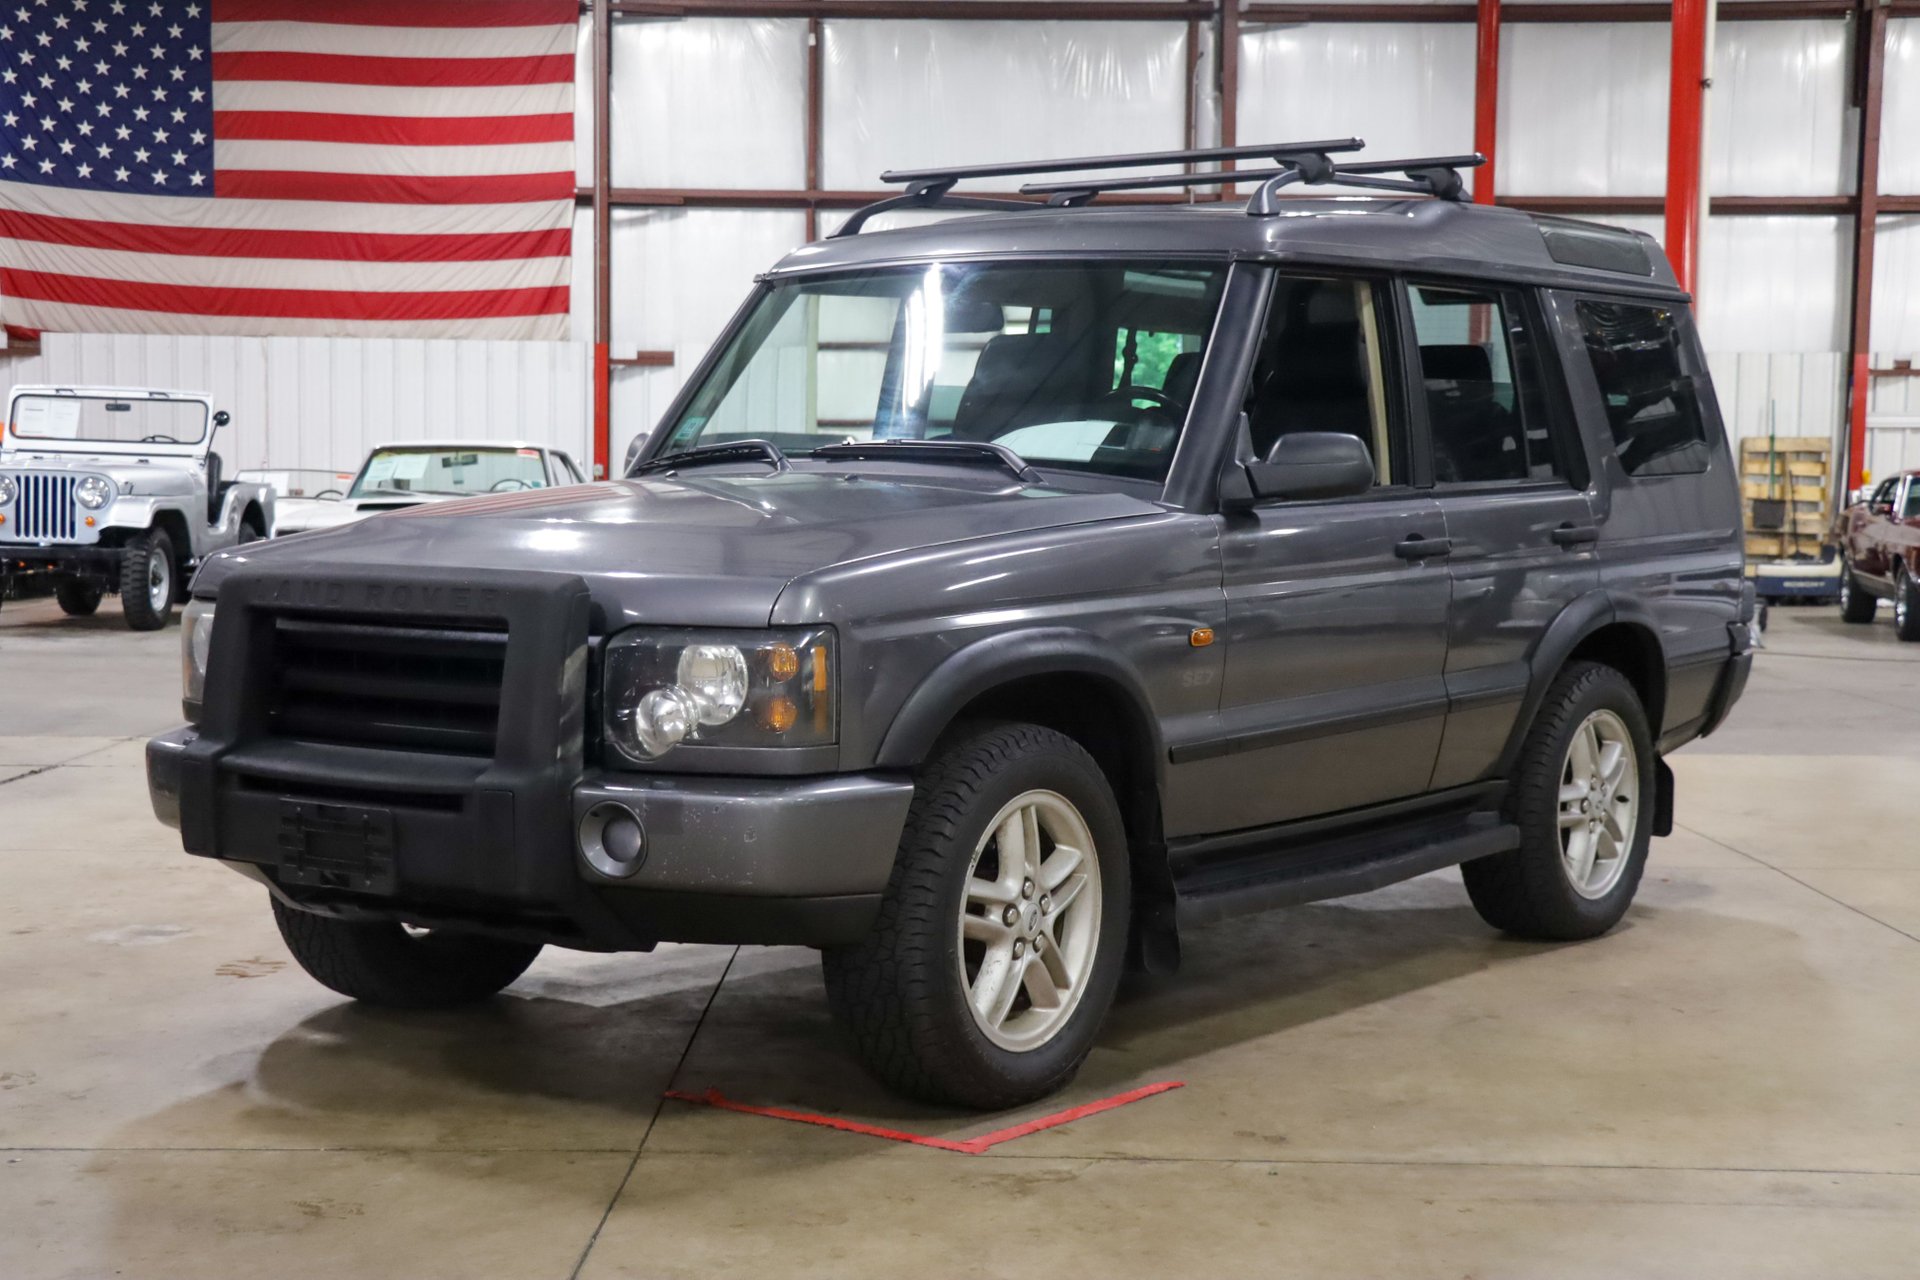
315 488 344 500
1093 384 1183 425
488 477 532 492
139 433 180 443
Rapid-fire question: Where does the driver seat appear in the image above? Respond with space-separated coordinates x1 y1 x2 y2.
206 451 234 524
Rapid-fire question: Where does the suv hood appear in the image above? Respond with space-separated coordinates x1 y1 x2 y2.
199 469 1160 627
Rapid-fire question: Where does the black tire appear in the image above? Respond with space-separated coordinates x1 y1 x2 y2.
1896 565 1920 642
119 528 175 631
54 579 103 617
1461 661 1655 942
821 722 1131 1110
1839 556 1877 624
271 896 541 1009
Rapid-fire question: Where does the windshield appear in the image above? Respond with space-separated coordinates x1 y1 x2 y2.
9 393 208 446
659 260 1230 482
350 447 548 498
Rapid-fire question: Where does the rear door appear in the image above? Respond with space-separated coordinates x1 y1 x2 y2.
1182 271 1451 834
1402 279 1600 790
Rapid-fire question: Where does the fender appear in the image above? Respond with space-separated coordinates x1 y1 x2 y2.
1491 590 1668 780
874 626 1167 791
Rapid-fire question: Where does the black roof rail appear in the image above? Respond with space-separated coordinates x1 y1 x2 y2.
833 138 1365 237
1244 153 1487 212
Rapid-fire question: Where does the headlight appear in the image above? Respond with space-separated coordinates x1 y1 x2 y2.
75 475 113 509
0 474 15 505
181 600 216 711
604 627 836 762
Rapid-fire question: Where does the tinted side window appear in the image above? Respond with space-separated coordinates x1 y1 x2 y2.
1575 300 1710 477
1245 276 1397 485
1410 282 1565 485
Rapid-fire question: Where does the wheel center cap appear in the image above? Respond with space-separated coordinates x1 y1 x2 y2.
1020 904 1041 935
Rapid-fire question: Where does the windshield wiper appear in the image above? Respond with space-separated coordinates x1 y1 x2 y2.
633 439 791 477
808 440 1040 484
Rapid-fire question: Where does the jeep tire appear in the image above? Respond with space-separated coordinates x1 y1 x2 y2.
55 579 103 617
1839 556 1877 624
1895 565 1920 642
822 722 1130 1110
120 528 175 631
271 896 542 1008
1461 661 1654 942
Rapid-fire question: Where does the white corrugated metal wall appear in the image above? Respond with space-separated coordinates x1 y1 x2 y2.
9 9 1920 475
1 335 592 473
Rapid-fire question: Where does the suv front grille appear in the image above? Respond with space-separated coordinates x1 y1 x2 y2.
268 617 509 757
9 473 79 541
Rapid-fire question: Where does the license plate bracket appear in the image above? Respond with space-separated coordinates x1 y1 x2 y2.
277 800 397 896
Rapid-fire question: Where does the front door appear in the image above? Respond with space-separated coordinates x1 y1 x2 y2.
1403 279 1601 789
1171 272 1451 835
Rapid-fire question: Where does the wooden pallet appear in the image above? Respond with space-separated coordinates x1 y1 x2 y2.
1740 436 1831 559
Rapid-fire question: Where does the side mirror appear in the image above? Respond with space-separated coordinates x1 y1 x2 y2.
1245 432 1375 503
212 410 230 429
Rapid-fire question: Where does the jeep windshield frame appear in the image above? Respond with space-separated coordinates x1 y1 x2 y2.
651 258 1233 489
5 389 211 455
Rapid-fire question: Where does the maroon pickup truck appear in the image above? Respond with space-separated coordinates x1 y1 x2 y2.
1836 469 1920 640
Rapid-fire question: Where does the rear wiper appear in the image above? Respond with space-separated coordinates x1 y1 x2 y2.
809 439 1040 484
633 439 791 477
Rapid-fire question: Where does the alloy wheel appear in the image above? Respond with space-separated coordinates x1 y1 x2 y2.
1556 709 1639 899
958 789 1102 1052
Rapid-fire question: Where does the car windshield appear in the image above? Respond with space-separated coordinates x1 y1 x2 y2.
350 447 548 498
658 260 1230 483
8 393 207 446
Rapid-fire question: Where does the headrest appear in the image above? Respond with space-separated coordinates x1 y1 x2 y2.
1162 351 1202 404
1422 344 1493 384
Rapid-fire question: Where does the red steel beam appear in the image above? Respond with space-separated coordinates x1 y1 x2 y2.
591 0 612 479
1472 0 1500 204
1847 0 1890 492
1664 0 1709 294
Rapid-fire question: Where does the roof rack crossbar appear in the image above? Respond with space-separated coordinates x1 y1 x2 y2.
877 138 1364 187
1246 152 1487 213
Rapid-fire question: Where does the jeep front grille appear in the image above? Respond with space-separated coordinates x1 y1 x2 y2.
9 473 79 541
267 617 509 757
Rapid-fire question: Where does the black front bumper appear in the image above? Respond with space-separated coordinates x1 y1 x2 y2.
2 543 124 577
147 566 911 951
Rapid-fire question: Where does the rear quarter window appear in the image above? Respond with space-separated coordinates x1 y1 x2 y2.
1574 300 1711 478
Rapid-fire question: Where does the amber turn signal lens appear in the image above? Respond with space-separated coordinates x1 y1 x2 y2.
760 696 799 734
766 643 800 681
84 516 96 527
1189 627 1214 647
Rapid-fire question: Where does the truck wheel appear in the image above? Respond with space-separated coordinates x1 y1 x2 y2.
119 529 175 631
1461 661 1654 942
270 897 541 1009
1839 557 1877 624
821 723 1130 1109
1895 566 1920 642
55 580 103 617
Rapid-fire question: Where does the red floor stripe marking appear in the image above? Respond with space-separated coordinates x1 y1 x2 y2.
663 1081 1185 1155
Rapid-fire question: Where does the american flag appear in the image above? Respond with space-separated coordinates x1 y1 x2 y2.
0 0 576 340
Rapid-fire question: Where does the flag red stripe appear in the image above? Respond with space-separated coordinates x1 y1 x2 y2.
211 0 577 26
212 51 574 87
1 269 568 322
0 209 569 264
213 110 573 146
214 170 574 204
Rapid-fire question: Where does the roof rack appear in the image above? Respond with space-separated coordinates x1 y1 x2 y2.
832 138 1364 237
832 140 1487 235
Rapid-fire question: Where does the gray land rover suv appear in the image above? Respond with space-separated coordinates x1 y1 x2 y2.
147 141 1753 1109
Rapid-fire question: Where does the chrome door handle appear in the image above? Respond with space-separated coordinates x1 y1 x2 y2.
1395 534 1452 560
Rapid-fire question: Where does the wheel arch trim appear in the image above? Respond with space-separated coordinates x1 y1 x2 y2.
1493 591 1669 778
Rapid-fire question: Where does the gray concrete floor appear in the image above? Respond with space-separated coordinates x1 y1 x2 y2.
5 595 1920 1278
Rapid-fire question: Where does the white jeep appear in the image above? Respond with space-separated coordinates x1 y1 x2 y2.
0 385 273 630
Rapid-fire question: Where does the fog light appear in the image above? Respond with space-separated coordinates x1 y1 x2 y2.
579 801 647 879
